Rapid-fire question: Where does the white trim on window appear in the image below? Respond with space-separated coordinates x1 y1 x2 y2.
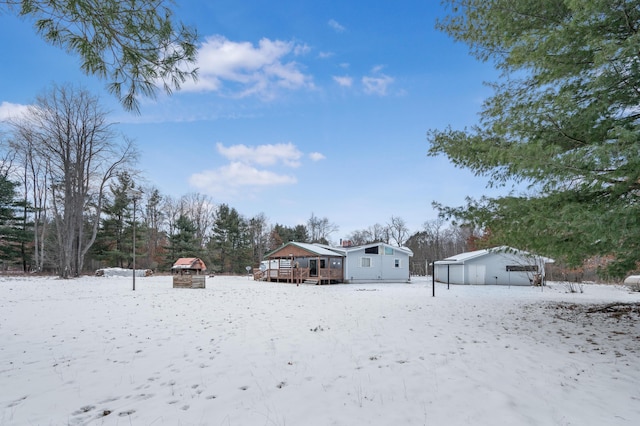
394 258 401 268
360 257 372 267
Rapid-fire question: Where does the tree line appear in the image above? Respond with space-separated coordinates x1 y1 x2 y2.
0 84 601 280
5 1 636 279
0 88 474 278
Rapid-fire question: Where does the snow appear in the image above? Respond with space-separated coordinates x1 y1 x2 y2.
1 275 639 425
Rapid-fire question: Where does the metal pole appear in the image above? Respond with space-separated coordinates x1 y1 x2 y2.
127 188 143 292
431 261 435 297
447 264 450 290
132 196 136 291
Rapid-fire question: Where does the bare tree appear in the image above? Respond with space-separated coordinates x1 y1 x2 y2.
8 130 51 272
387 215 409 247
248 212 269 265
369 223 388 243
141 187 164 270
180 192 216 249
346 229 373 246
10 84 134 277
422 218 447 261
307 212 339 244
161 195 183 262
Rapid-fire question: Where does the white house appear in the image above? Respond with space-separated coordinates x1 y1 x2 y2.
433 246 554 286
340 242 413 284
260 241 413 284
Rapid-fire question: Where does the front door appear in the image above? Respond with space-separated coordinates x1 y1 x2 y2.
309 259 318 277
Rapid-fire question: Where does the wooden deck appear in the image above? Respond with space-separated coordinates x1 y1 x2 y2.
254 266 343 284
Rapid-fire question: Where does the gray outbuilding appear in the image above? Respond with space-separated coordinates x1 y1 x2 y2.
434 246 554 286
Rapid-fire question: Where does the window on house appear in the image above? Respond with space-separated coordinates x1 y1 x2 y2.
361 257 372 267
365 246 379 254
394 259 401 268
320 259 326 268
385 247 394 255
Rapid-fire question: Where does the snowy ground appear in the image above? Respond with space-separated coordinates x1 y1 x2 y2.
1 275 639 426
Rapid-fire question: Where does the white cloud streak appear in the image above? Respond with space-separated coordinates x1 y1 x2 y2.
362 74 394 95
328 19 346 33
309 152 326 161
189 162 297 196
333 76 353 87
216 142 302 168
318 51 334 59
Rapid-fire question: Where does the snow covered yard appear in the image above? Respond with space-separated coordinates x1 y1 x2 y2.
1 275 639 426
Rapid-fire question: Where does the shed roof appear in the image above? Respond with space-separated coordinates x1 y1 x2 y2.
435 246 553 265
172 257 207 270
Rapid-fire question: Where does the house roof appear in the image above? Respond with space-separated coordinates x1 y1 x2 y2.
435 246 554 265
265 242 345 258
265 241 414 259
171 257 207 270
342 241 413 257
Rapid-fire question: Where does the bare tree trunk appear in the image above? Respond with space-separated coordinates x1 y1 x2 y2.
9 84 134 278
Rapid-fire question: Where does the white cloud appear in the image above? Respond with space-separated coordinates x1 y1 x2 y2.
333 76 353 87
190 142 324 197
216 142 302 168
362 73 394 96
328 19 346 33
182 35 314 98
189 162 297 196
309 152 326 161
293 43 311 56
0 101 29 121
318 51 334 59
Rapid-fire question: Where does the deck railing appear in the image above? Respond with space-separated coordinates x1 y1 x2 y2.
258 264 344 283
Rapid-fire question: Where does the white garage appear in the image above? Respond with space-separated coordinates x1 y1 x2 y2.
434 246 554 286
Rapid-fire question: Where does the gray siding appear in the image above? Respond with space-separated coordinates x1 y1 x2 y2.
344 245 411 283
435 251 543 285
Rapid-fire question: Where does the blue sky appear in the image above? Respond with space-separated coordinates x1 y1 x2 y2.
0 1 511 241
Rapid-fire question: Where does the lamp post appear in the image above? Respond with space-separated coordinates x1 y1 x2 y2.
127 188 143 291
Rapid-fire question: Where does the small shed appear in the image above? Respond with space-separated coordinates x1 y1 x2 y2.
434 246 554 286
172 257 207 289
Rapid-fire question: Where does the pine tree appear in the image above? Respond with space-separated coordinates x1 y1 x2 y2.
429 0 640 277
0 175 34 270
92 172 134 268
2 0 197 112
209 204 251 274
166 214 201 266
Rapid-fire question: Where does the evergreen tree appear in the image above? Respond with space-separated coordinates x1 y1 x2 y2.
166 214 201 265
92 172 134 267
429 0 640 277
209 204 251 274
0 175 33 270
2 0 197 112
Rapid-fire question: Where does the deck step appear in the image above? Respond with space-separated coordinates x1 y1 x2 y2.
304 279 319 285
